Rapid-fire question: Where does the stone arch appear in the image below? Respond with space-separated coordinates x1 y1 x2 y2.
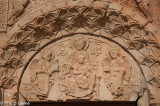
0 0 159 105
18 33 146 101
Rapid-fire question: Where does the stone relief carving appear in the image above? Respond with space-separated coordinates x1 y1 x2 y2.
134 0 152 21
20 35 142 101
148 0 160 27
91 40 102 57
98 0 160 27
23 49 59 100
62 36 95 99
8 0 30 26
61 53 95 99
0 1 159 105
148 63 160 88
34 50 54 99
102 48 131 99
15 0 58 21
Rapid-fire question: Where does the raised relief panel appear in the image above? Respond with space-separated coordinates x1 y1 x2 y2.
101 48 131 99
20 34 142 102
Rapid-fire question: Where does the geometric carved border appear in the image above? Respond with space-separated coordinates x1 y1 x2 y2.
0 0 159 101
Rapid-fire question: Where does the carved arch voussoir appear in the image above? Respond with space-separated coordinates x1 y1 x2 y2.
0 0 159 94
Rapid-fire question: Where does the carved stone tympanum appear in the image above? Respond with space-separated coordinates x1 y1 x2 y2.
1 0 160 106
20 34 142 101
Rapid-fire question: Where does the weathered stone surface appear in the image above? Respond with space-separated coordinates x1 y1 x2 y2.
0 0 160 106
19 35 142 101
0 0 8 31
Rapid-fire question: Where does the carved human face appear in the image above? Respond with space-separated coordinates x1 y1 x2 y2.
42 51 52 61
109 49 118 59
75 37 86 51
77 54 85 64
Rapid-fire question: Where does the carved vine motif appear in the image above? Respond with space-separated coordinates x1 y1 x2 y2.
0 4 160 91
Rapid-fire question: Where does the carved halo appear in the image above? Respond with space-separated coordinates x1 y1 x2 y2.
71 34 89 51
106 47 121 59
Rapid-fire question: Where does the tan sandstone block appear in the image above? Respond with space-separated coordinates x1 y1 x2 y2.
109 2 122 12
93 1 106 9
